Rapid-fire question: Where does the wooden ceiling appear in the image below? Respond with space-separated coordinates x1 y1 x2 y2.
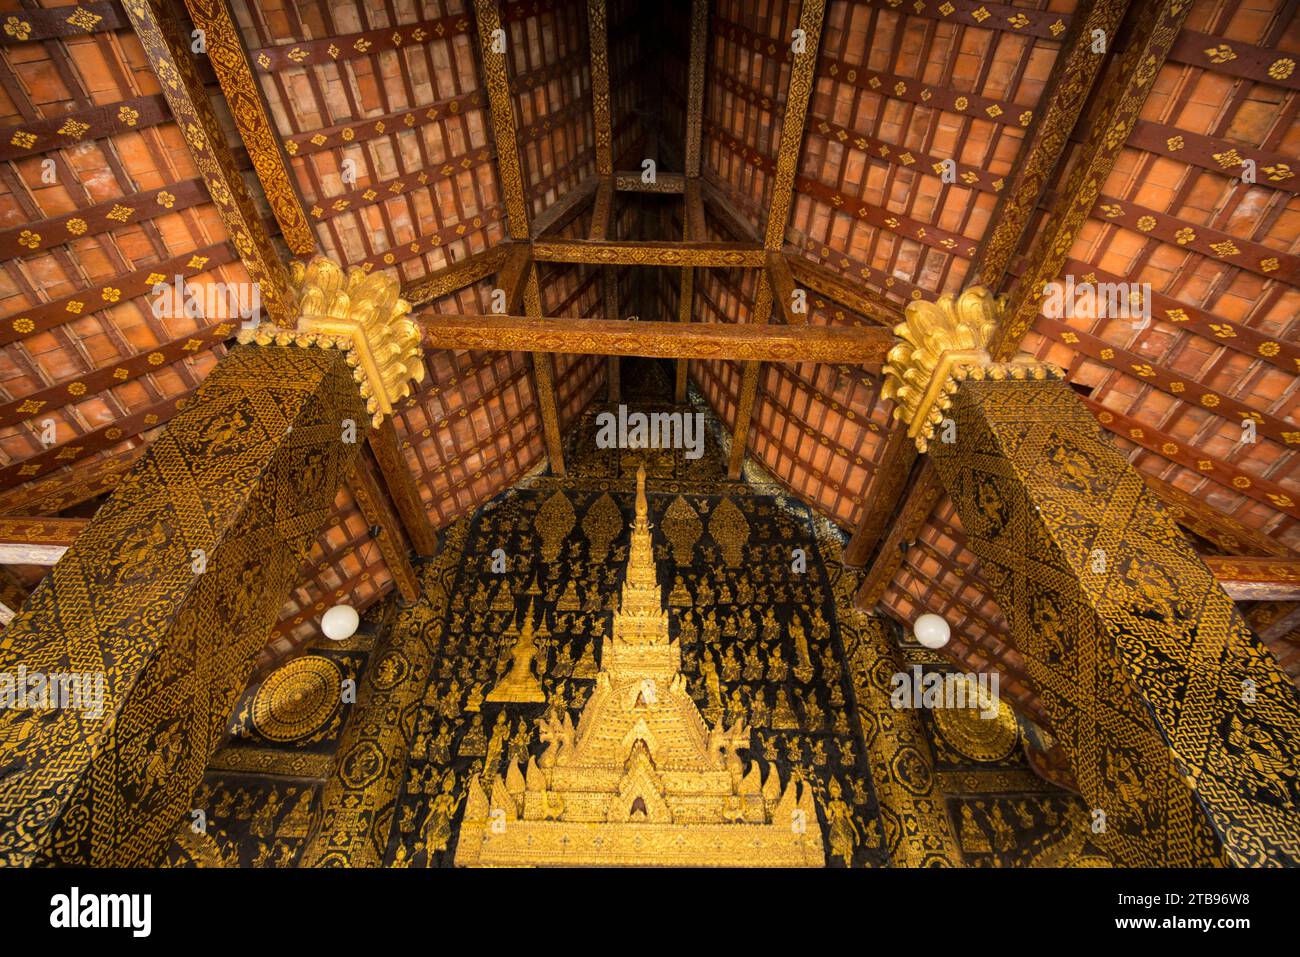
0 0 1295 699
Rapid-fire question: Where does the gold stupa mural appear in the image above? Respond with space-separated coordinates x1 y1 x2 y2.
455 467 824 866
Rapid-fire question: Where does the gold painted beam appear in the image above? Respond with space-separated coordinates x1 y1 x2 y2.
992 0 1192 356
785 254 901 326
1142 473 1296 559
532 239 765 267
123 0 296 326
727 274 774 480
523 267 566 476
589 178 614 241
472 0 565 474
496 242 534 315
675 178 705 402
613 171 686 193
0 446 146 517
766 251 800 325
726 0 823 478
763 0 825 251
0 516 88 564
420 310 891 364
683 0 708 178
473 0 530 240
1204 556 1300 601
402 246 508 306
367 420 436 558
676 0 707 400
587 0 614 176
182 0 316 255
0 344 367 866
970 0 1132 288
347 449 420 603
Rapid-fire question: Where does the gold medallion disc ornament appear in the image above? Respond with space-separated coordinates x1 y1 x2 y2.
932 696 1020 763
252 655 343 742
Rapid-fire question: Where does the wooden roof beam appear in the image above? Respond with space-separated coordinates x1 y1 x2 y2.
419 313 891 364
123 0 297 326
346 451 420 604
401 246 509 307
473 0 565 475
532 239 765 267
729 0 825 480
1204 557 1300 601
0 516 88 565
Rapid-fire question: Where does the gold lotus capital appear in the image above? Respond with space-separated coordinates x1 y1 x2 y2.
237 256 424 426
882 286 1059 452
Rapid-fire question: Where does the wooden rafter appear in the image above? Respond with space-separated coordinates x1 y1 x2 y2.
472 0 566 476
1205 557 1300 601
587 0 614 177
367 422 436 559
0 516 87 565
182 0 315 255
346 450 420 604
401 246 508 307
727 0 825 480
121 0 295 326
970 0 1132 289
675 0 709 403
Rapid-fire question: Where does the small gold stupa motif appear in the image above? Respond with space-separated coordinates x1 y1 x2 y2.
456 467 824 866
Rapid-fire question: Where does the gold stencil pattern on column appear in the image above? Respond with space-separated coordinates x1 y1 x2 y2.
929 377 1300 866
0 345 366 866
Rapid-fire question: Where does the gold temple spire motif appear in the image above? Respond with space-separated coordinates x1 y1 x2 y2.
455 467 824 866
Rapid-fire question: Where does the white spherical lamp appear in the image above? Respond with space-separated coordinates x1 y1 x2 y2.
913 613 951 649
321 603 359 642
